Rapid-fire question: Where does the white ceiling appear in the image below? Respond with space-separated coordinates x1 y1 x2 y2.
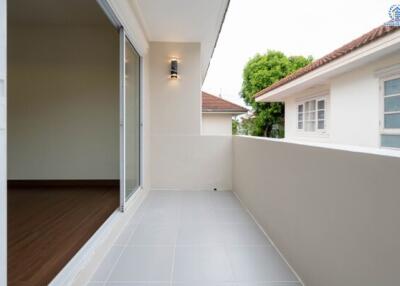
130 0 230 79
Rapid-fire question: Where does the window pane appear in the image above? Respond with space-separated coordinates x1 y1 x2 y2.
309 100 316 111
385 78 400 96
305 121 315 132
384 95 400 112
318 110 325 120
298 121 303 129
309 111 316 121
381 134 400 148
384 113 400 129
318 120 325 129
298 104 303 112
298 113 303 121
318 100 325 110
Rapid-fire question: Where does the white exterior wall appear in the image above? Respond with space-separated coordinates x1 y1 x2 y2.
202 113 233 135
149 42 201 136
285 51 400 148
151 135 232 191
7 25 119 179
0 0 6 284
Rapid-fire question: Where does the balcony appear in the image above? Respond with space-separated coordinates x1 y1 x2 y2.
89 190 301 285
77 135 400 286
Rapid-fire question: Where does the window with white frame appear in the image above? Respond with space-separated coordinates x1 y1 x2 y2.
381 77 400 148
297 97 326 133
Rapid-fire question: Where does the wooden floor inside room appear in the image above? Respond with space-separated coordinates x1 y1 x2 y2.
8 182 119 286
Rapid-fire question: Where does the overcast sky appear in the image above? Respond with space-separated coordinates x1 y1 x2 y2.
202 0 395 107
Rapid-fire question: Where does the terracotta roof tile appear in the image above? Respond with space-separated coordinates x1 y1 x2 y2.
202 92 248 113
255 25 400 98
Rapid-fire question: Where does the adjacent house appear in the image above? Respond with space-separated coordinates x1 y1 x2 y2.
202 91 248 135
255 25 400 149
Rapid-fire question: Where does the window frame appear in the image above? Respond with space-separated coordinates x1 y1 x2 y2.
296 94 328 136
380 74 400 149
380 74 400 135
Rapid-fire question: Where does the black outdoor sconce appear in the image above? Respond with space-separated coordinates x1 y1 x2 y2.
170 58 178 79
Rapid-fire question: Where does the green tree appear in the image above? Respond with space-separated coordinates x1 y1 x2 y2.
232 118 239 135
240 50 312 137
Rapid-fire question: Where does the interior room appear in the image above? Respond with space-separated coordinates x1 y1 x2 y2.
7 0 121 284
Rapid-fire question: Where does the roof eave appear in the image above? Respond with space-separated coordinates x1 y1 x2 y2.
202 110 247 114
256 28 400 102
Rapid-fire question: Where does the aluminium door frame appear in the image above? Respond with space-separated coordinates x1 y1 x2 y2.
97 0 143 211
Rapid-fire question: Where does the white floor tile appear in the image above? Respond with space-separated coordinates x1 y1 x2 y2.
107 246 174 282
210 192 242 209
128 223 179 245
173 283 238 286
181 206 216 224
177 224 224 245
105 283 170 286
227 246 298 282
115 223 139 245
214 208 254 224
236 283 301 286
173 246 234 282
92 191 299 285
91 246 124 282
140 208 181 224
220 223 270 246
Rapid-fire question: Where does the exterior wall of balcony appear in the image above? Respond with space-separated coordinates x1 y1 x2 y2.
233 135 400 286
149 42 232 191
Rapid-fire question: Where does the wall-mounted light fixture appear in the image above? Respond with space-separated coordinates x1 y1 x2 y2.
170 58 178 79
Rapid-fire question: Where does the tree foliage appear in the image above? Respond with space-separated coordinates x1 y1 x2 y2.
240 50 312 137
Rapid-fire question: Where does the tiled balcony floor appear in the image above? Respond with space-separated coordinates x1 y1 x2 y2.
88 191 301 286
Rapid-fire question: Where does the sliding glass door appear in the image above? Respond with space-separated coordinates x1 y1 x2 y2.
120 29 141 210
124 38 140 200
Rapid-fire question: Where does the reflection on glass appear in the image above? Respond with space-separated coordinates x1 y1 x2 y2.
125 39 140 200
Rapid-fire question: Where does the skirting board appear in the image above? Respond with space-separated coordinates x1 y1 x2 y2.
8 180 119 188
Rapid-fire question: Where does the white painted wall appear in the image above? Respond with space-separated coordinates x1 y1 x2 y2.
285 51 400 148
151 135 232 191
148 42 231 191
142 54 151 192
8 25 119 179
149 42 201 136
233 135 400 286
202 113 233 135
0 0 6 284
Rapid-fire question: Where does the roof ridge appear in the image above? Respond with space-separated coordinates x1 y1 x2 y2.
202 92 248 113
202 92 248 109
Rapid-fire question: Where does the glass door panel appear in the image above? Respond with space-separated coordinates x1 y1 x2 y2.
124 38 140 200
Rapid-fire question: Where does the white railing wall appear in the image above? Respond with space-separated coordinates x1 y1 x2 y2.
232 135 400 286
151 135 232 191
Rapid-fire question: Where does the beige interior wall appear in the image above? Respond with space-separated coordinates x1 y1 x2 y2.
8 25 119 179
233 136 400 286
0 0 6 282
